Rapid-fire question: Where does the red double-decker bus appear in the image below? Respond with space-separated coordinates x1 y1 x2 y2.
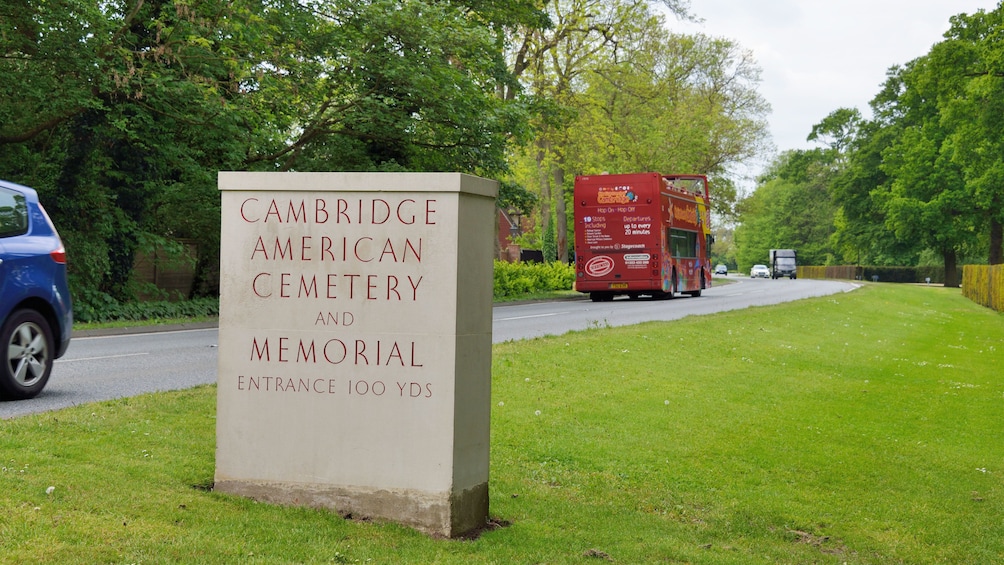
573 172 711 302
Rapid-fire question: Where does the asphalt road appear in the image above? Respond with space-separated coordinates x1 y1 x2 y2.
1 276 857 419
493 276 857 342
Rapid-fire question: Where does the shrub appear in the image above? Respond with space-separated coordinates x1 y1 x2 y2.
494 260 574 299
74 295 219 324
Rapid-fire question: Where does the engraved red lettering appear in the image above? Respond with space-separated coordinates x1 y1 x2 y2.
404 238 422 262
278 337 289 362
337 199 350 223
264 200 282 222
323 339 347 364
315 198 328 223
320 237 334 261
408 276 422 300
241 198 260 223
279 273 291 297
251 237 268 260
355 340 369 365
343 274 360 298
397 199 416 224
250 338 269 361
379 239 398 262
300 236 312 260
252 273 271 298
288 201 306 223
354 237 373 262
426 199 437 224
372 199 390 224
298 340 316 363
387 275 401 300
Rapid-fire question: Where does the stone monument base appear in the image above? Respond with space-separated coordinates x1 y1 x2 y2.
215 479 489 537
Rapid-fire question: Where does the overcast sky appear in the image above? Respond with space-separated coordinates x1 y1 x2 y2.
670 0 1000 180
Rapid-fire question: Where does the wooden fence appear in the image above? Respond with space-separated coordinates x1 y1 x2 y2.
132 240 198 300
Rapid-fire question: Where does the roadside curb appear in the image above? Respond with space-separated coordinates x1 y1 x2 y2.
73 321 219 338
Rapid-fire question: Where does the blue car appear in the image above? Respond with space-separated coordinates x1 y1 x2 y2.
0 179 72 400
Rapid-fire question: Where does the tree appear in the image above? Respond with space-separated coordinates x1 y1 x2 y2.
734 150 837 270
869 56 977 287
822 106 922 266
0 0 545 307
255 0 541 175
936 6 1004 265
1 0 266 302
505 0 769 260
569 30 770 221
506 0 668 263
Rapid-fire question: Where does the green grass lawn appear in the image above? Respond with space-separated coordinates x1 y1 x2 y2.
3 283 1003 564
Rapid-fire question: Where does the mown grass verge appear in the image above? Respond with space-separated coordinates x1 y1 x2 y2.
5 283 1003 564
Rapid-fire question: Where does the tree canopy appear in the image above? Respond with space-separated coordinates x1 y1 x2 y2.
733 3 1004 286
504 0 770 261
0 0 545 306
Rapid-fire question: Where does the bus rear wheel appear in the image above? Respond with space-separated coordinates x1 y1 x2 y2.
685 274 705 297
665 272 678 299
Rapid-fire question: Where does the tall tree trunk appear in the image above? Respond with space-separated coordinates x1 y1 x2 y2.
944 247 959 288
990 218 1003 265
535 139 551 259
553 164 568 263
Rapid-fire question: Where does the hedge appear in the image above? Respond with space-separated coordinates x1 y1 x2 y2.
493 260 575 299
962 264 1004 313
798 265 961 284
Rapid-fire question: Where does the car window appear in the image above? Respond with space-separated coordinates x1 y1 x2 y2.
0 187 28 238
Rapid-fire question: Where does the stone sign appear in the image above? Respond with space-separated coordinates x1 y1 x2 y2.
215 172 496 537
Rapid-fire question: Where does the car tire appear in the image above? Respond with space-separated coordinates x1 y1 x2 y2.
1 309 55 400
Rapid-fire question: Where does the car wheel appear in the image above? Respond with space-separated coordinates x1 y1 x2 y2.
1 309 55 400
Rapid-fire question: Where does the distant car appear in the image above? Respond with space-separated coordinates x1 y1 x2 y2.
750 264 770 278
714 264 728 275
0 179 72 400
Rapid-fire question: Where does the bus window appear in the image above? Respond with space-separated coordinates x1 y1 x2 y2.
670 228 697 258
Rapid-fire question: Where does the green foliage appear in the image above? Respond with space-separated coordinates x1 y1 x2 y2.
734 149 837 270
73 296 219 324
541 215 557 263
496 180 538 216
3 285 1004 563
807 107 863 152
751 6 1004 273
938 9 1004 261
554 19 768 220
0 0 545 307
821 5 1004 273
493 260 574 299
828 117 921 266
506 0 770 267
